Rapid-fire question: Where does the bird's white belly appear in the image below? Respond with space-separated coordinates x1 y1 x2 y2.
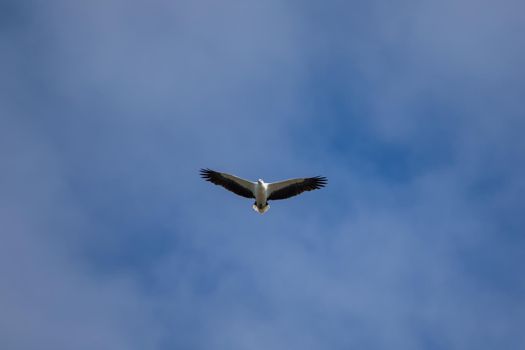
255 183 268 206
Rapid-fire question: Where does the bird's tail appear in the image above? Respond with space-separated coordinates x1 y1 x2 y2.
252 203 270 214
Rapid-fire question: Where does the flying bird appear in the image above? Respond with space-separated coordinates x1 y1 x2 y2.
200 168 327 214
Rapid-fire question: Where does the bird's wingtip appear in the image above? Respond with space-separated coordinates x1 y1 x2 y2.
200 168 214 180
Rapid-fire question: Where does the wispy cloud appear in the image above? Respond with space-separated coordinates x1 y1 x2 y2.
1 0 524 349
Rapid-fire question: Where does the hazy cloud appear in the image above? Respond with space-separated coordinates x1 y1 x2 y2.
1 0 524 349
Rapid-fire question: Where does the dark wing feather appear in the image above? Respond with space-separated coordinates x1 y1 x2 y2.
200 168 255 198
268 176 327 200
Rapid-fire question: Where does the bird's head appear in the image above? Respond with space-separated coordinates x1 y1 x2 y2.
257 179 264 184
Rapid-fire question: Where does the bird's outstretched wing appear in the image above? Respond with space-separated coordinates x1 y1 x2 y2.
200 168 255 198
267 176 327 200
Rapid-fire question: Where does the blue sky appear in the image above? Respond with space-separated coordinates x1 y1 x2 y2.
1 0 524 349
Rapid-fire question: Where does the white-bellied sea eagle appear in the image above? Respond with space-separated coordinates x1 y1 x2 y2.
200 168 327 214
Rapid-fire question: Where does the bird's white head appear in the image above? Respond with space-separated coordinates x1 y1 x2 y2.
257 179 264 184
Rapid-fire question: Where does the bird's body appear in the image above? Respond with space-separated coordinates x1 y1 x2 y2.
200 169 327 214
254 180 270 214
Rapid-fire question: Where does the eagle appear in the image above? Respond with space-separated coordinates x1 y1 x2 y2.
200 168 327 214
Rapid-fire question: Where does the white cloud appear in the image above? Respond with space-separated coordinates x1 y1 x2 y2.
1 0 524 349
